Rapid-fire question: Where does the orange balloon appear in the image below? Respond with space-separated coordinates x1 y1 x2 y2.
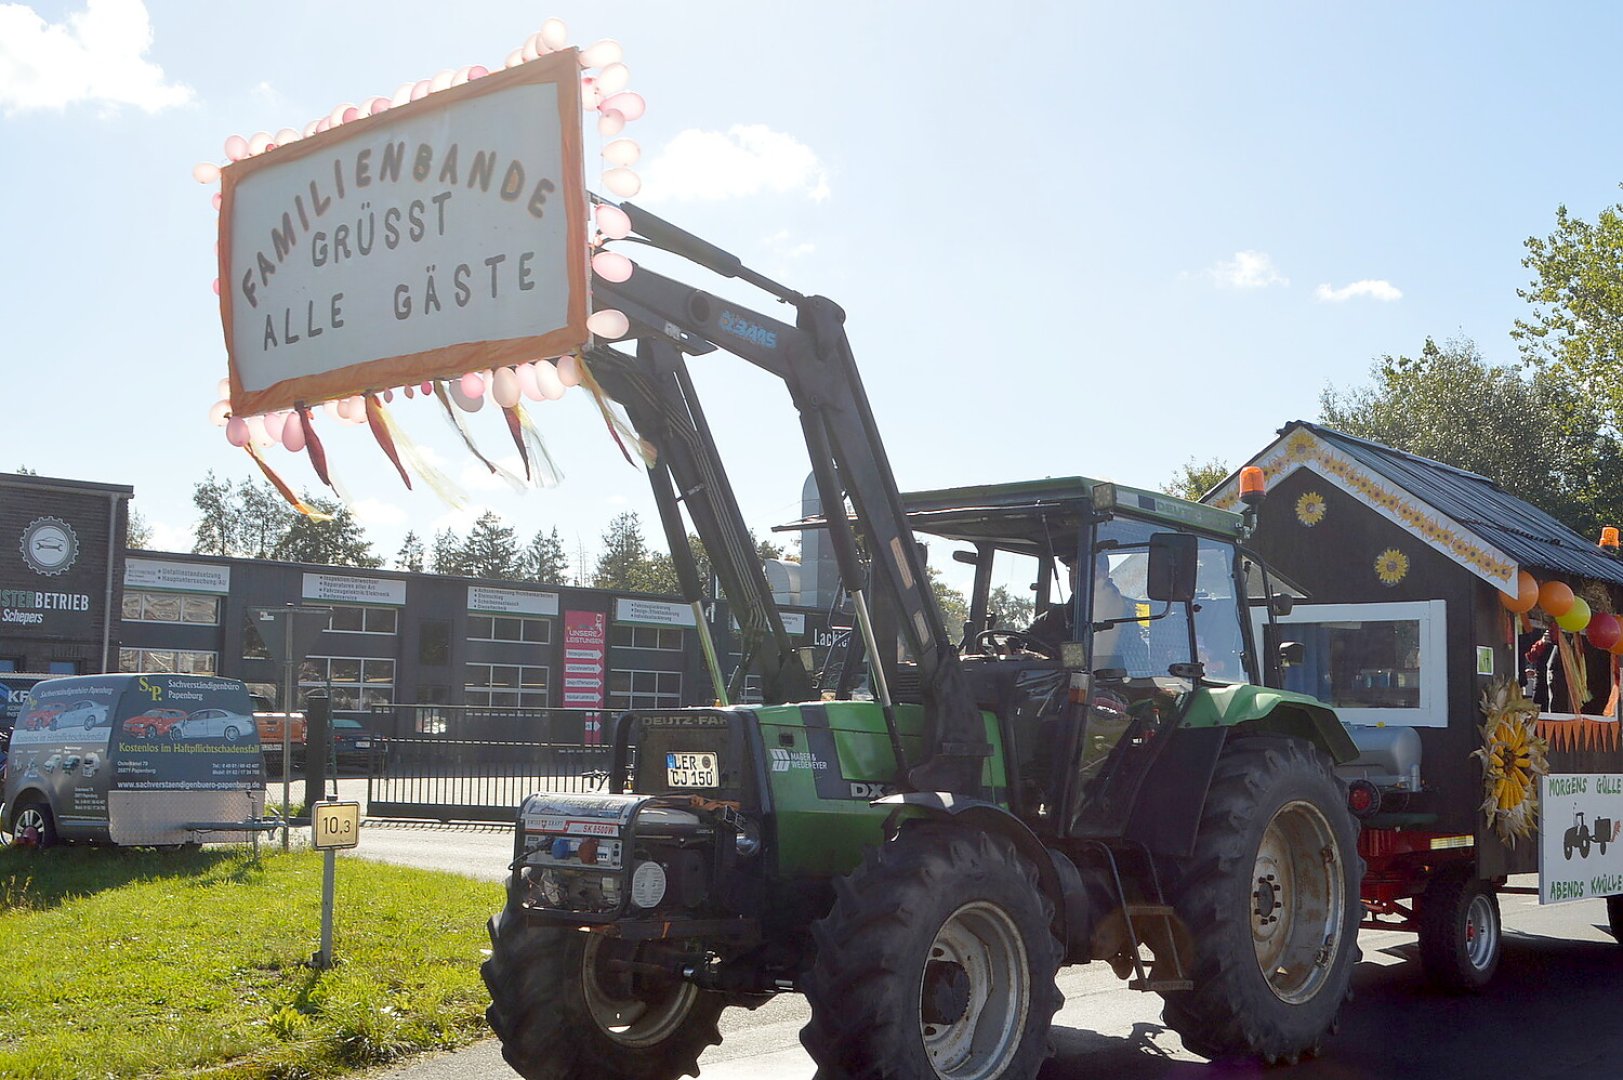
1609 633 1623 656
1539 580 1575 618
1501 571 1539 614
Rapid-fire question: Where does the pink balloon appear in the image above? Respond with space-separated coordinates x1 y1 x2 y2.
601 91 645 121
262 411 287 440
595 203 631 239
460 371 486 398
282 413 306 453
469 65 489 80
315 117 332 133
223 134 249 161
402 383 416 399
492 366 522 408
420 381 434 394
212 192 222 211
598 109 626 137
591 250 634 283
556 354 584 387
516 362 542 400
382 387 394 403
225 416 249 447
211 278 221 296
192 162 221 184
411 80 431 101
368 96 390 115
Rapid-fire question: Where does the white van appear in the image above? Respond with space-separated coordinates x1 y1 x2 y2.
3 674 267 846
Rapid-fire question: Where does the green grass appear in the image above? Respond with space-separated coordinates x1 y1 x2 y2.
0 845 504 1079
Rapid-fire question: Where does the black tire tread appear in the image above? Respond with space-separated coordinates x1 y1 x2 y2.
481 905 722 1080
1159 736 1363 1063
800 822 1064 1080
1417 866 1499 993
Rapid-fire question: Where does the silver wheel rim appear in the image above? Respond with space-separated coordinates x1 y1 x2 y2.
1463 891 1499 971
16 806 46 837
580 936 700 1048
919 900 1031 1080
1251 799 1345 1005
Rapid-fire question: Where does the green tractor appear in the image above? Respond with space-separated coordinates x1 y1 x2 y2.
482 203 1362 1079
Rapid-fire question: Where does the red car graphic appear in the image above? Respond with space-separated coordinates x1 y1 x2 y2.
122 708 189 738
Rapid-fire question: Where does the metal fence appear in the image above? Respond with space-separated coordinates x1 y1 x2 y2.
365 703 619 823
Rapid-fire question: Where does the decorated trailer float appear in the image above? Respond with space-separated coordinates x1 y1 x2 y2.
1208 421 1623 990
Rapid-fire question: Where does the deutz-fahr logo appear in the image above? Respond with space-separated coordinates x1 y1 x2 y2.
20 517 78 576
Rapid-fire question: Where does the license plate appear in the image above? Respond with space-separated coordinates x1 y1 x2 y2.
666 751 717 788
355 740 372 748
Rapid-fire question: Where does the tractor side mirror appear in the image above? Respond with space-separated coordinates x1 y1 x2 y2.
1271 592 1294 617
1279 640 1305 667
1146 532 1199 604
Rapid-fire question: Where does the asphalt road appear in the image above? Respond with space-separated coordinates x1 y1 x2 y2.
346 819 1623 1080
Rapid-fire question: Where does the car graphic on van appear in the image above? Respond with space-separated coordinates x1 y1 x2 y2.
178 708 254 743
122 708 188 738
54 700 109 729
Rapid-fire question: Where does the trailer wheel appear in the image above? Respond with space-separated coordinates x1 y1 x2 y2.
1161 736 1362 1064
1607 894 1623 943
481 904 723 1080
800 822 1063 1080
1418 867 1500 992
13 800 58 849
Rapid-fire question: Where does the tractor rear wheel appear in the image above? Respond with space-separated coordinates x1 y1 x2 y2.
1161 736 1362 1064
481 904 723 1080
800 822 1062 1080
1606 894 1623 943
1417 867 1500 992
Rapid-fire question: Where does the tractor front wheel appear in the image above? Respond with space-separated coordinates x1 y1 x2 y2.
1161 736 1362 1064
481 905 723 1080
801 822 1063 1080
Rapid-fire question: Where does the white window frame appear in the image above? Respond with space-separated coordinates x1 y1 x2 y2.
608 668 683 710
1254 600 1448 728
119 647 219 675
467 615 553 644
121 590 221 625
463 662 550 707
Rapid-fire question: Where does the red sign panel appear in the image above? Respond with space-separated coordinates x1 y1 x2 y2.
563 609 607 743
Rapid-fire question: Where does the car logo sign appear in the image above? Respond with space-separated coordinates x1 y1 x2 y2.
20 517 78 576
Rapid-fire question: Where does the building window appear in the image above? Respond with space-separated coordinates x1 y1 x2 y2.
608 669 683 710
420 620 450 665
464 663 549 708
241 615 272 660
610 625 685 651
119 648 218 675
468 615 553 644
299 656 395 713
328 605 398 634
122 590 221 625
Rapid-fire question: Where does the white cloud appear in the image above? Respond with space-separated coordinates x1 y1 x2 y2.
1203 251 1289 290
348 497 408 529
1315 279 1403 303
146 519 192 553
641 124 830 203
0 0 192 114
764 229 815 260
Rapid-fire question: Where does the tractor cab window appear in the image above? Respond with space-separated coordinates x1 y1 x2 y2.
1193 538 1246 682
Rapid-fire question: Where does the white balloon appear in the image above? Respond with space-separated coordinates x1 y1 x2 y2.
492 366 523 408
430 68 455 92
597 109 626 137
603 167 641 197
579 39 623 69
596 203 632 239
592 250 634 283
534 359 567 399
601 91 646 121
516 362 543 400
391 82 414 107
275 127 300 146
539 18 569 51
323 400 342 421
249 131 273 154
556 354 584 387
602 138 640 166
596 62 631 95
192 162 221 184
208 399 231 427
245 414 273 448
588 308 631 339
216 377 231 398
262 411 288 441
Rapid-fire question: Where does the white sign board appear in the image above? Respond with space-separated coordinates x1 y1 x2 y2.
468 586 559 616
302 572 406 606
1539 774 1623 903
124 558 232 594
615 598 696 627
219 52 588 416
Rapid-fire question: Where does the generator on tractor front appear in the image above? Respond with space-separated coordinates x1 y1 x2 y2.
481 202 1364 1080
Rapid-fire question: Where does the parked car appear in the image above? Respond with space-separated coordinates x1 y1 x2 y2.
331 717 383 767
178 708 256 742
52 700 107 729
122 708 188 738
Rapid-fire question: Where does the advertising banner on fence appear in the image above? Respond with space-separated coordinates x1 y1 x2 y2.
1539 773 1623 903
563 610 606 744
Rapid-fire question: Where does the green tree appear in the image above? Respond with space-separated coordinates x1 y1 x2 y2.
462 510 521 579
520 527 570 584
1321 336 1623 538
236 478 291 560
1163 456 1231 501
125 507 153 550
1514 193 1623 422
928 566 970 643
592 512 675 593
274 495 381 567
988 584 1034 630
430 528 464 575
191 471 235 556
396 530 425 572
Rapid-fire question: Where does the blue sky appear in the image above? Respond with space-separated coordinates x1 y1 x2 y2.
4 1 1622 587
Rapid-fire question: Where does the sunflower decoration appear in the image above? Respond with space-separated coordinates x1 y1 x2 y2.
1470 680 1548 846
1295 491 1327 527
1375 547 1410 586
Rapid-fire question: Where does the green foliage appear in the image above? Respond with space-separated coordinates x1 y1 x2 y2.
275 495 382 568
520 526 571 584
592 512 679 594
0 846 500 1079
1162 456 1230 501
927 566 970 642
1514 194 1623 420
395 530 425 573
429 529 463 575
125 506 153 550
988 584 1034 630
1320 336 1623 538
461 510 521 578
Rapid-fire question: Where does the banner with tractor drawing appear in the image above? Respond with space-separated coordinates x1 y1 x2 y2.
1539 773 1623 903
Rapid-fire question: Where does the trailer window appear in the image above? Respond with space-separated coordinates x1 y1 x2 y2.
1258 600 1447 727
